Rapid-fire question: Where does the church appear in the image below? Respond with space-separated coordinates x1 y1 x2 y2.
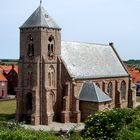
16 3 136 125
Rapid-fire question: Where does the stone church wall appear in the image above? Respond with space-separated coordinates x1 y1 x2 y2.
58 75 131 123
80 101 112 121
63 76 130 122
75 76 129 107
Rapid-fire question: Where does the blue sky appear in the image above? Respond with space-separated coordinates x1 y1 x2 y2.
0 0 140 60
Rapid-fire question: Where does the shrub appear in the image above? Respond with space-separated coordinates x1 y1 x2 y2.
69 132 84 140
117 106 140 140
69 131 93 140
83 108 133 139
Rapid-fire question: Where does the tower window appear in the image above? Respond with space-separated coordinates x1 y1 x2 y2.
48 36 55 59
48 44 51 54
29 36 33 41
48 36 53 42
27 35 34 58
28 44 34 58
51 44 54 52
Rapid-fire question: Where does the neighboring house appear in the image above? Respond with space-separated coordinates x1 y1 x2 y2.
3 65 18 95
16 4 136 125
0 65 18 95
0 72 7 98
127 68 140 95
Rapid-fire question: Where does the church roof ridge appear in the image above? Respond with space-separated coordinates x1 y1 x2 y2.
62 40 110 47
20 5 61 29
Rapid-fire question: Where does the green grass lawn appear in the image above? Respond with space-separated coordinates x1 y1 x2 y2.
0 100 16 121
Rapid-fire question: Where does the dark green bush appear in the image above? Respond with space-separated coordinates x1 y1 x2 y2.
69 132 84 140
83 108 134 139
117 106 140 140
117 128 140 140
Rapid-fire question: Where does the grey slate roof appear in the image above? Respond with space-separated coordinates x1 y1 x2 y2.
21 6 60 29
79 82 112 103
61 41 129 79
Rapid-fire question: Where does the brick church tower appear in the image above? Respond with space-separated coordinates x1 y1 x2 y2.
16 3 61 125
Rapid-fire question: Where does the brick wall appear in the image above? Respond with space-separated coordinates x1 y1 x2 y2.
0 81 7 98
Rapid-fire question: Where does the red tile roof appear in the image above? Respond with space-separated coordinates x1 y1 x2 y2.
14 66 18 73
127 68 140 83
0 65 18 74
0 72 7 81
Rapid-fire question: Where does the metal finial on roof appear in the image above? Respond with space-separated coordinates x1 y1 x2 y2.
40 0 42 6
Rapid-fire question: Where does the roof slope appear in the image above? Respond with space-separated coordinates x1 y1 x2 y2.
79 82 112 103
0 73 7 81
0 65 18 74
61 41 128 79
21 6 60 29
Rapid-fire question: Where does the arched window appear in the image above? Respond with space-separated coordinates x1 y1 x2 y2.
48 44 51 54
48 36 55 59
52 71 54 87
120 81 126 100
107 82 113 98
102 82 105 92
48 66 55 87
27 35 34 58
48 72 51 86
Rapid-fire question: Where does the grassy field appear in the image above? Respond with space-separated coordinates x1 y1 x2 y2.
0 62 18 65
0 59 18 65
0 100 16 121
